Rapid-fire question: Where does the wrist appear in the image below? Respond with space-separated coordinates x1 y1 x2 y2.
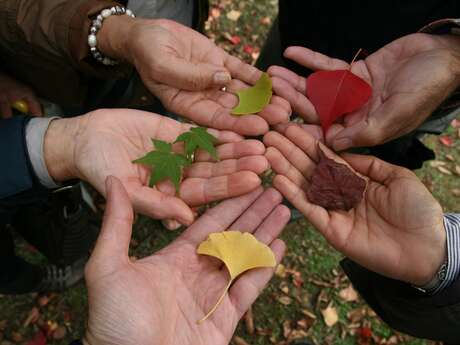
44 118 81 182
97 14 136 61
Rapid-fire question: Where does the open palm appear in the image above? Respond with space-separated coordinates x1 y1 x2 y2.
63 109 269 226
129 19 291 136
268 33 460 150
264 125 446 285
85 177 288 345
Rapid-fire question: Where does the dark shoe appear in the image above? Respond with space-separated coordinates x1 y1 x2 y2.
36 256 87 292
12 183 100 266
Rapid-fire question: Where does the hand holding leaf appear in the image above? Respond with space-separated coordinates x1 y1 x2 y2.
85 179 289 345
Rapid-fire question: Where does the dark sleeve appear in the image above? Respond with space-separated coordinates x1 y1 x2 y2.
341 259 460 344
0 117 48 224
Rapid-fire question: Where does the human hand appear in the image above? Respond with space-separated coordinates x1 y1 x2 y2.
98 17 291 135
0 72 42 118
264 125 446 285
44 109 269 225
84 176 288 345
268 33 460 150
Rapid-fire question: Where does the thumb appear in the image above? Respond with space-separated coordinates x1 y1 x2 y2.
158 55 231 91
89 176 134 275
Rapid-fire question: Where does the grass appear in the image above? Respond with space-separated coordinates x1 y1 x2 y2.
1 1 459 344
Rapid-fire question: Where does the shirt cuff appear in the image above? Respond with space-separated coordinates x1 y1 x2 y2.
433 213 460 294
25 117 61 189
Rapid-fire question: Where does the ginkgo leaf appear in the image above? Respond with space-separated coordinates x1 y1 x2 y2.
133 139 190 192
175 127 218 161
231 73 273 115
197 231 276 323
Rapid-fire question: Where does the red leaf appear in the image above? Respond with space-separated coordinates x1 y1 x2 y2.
306 70 372 132
243 44 254 54
26 331 47 345
439 136 454 147
230 35 241 45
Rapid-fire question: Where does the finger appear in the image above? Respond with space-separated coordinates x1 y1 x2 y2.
273 174 329 230
229 188 283 233
271 76 318 123
265 147 308 187
184 156 269 178
341 153 410 184
229 239 286 318
89 176 133 274
224 54 262 86
263 131 316 179
159 55 231 91
195 140 266 162
131 185 194 226
283 125 322 162
284 46 349 71
268 65 307 94
180 171 262 207
253 204 290 244
181 187 264 245
275 123 324 142
0 100 12 118
23 97 43 116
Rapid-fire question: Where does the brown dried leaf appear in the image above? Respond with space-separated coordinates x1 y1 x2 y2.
278 296 292 305
288 329 309 341
338 285 358 302
11 331 23 343
282 320 292 339
452 188 460 197
275 264 286 278
454 165 460 176
244 306 254 335
437 166 452 175
321 303 338 327
52 326 67 340
347 306 367 323
23 307 40 328
226 10 241 21
301 309 317 320
233 336 250 345
307 145 367 211
279 282 289 294
446 154 455 162
429 160 447 168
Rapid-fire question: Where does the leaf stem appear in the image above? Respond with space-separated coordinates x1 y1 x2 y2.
350 48 363 66
197 279 233 324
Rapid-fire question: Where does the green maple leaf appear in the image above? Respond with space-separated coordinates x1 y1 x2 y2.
231 72 273 115
133 139 190 192
175 127 219 161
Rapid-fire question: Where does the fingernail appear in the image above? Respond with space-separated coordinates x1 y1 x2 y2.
213 71 231 85
333 138 352 151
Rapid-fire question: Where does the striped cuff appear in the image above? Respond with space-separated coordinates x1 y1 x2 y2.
433 213 460 294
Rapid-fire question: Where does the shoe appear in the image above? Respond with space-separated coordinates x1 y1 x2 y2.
36 256 87 292
12 183 101 266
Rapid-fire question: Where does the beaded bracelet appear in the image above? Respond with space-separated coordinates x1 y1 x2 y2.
87 5 135 66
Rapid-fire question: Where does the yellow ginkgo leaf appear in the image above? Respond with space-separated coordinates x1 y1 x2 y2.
11 100 29 114
197 231 276 324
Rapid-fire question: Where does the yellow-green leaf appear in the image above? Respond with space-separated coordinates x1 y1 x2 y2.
197 231 276 323
231 73 273 115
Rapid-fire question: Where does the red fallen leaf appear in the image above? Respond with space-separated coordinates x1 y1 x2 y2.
26 330 47 345
306 70 372 132
306 145 367 211
243 44 254 55
439 136 454 147
358 327 372 345
230 35 241 45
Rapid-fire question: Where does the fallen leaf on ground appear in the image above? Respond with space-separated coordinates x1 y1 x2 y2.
275 264 286 278
52 326 67 340
446 154 455 161
233 336 250 345
226 10 242 21
339 285 359 302
321 303 338 327
452 189 460 197
283 320 292 338
439 136 454 147
197 231 276 323
232 73 272 115
23 307 40 327
437 166 452 175
454 165 460 176
306 69 372 132
429 160 447 168
306 145 367 211
244 306 254 335
277 296 292 305
347 306 367 323
11 331 23 342
301 309 317 319
25 331 46 345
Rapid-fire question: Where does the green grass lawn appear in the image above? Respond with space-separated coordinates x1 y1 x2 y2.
1 1 459 344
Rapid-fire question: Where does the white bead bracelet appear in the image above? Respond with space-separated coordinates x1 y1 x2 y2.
87 5 135 66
